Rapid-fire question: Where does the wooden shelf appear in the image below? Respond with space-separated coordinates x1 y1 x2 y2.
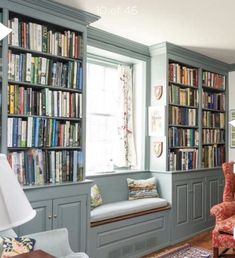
169 81 198 89
202 108 225 113
9 45 83 62
202 85 225 92
169 124 198 129
169 103 198 109
8 146 82 151
7 80 82 93
8 114 82 121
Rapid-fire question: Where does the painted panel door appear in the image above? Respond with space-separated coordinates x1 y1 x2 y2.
191 179 205 223
172 180 192 242
15 200 52 235
52 195 87 252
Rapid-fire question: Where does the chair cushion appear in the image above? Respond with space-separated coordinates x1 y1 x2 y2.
90 198 168 222
217 215 235 235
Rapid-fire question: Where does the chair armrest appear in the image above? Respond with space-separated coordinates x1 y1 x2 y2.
23 228 73 257
210 201 235 223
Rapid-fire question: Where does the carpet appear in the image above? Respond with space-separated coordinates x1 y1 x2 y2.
145 243 213 258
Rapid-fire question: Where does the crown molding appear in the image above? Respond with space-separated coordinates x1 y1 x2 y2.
150 42 230 72
87 26 150 58
1 0 100 26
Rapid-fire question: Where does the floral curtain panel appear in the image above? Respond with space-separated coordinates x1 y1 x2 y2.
114 65 137 168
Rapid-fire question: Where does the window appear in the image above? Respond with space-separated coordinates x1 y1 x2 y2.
86 61 119 173
86 54 146 175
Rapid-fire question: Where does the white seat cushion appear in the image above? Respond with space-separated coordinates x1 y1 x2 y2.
90 198 168 222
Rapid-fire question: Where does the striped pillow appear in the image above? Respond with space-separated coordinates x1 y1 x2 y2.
127 177 159 200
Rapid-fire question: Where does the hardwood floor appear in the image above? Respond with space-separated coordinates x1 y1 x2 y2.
143 231 212 257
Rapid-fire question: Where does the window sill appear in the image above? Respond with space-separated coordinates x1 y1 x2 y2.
86 169 149 179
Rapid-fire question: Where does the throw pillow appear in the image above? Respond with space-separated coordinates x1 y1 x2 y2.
0 237 35 258
127 177 159 200
91 184 103 210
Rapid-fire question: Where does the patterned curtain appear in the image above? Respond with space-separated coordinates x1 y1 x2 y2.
114 65 137 168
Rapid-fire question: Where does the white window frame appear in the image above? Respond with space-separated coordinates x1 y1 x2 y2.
85 47 146 176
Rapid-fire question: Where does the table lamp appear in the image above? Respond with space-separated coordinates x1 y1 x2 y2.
0 154 36 231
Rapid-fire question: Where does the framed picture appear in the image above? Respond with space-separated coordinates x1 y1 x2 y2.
148 106 165 137
230 110 235 148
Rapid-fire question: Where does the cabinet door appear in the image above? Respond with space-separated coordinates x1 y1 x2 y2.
172 178 205 242
174 182 190 226
191 179 205 223
15 200 52 235
52 195 87 252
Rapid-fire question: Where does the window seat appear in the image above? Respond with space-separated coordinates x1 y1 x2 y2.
90 198 169 226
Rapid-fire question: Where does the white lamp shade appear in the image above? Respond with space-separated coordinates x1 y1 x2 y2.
0 154 36 231
0 23 12 41
229 120 235 127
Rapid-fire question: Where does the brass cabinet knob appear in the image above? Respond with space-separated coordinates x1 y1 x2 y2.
48 215 52 219
53 214 57 218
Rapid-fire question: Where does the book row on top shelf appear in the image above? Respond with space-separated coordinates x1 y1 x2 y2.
8 16 83 59
168 60 226 171
2 12 85 185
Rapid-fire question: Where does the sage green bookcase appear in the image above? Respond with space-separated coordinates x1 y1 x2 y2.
0 0 99 252
149 42 228 172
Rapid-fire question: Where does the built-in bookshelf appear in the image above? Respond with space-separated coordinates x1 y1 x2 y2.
6 14 84 185
168 62 199 170
202 70 226 168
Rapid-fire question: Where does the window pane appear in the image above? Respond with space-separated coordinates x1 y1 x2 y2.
86 62 118 173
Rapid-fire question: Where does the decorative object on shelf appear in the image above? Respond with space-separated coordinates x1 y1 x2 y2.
0 22 12 40
229 110 235 148
0 154 36 230
148 106 165 137
153 85 163 100
153 141 163 158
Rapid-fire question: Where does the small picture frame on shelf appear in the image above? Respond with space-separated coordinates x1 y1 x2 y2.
230 109 235 148
148 106 165 137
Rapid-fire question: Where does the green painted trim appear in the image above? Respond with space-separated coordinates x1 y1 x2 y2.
0 0 100 26
150 42 230 72
229 63 235 71
87 26 150 59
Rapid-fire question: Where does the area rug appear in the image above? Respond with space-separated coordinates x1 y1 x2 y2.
145 243 213 258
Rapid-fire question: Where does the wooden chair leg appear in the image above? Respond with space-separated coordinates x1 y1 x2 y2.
214 247 219 258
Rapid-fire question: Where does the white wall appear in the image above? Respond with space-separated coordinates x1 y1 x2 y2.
229 71 235 160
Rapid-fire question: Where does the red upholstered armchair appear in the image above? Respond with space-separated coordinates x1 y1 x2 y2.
210 162 235 258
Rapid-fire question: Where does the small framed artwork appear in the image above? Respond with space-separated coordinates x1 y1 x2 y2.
230 110 235 148
148 106 165 137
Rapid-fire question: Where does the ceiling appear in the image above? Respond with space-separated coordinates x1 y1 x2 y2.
55 0 235 64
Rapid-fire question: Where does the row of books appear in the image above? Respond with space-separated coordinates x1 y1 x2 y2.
169 84 198 107
8 17 82 59
169 63 198 87
202 145 225 168
7 117 81 148
169 149 198 171
169 106 197 126
202 111 225 128
168 128 199 147
202 129 225 144
202 91 225 111
8 85 82 118
8 149 83 185
8 50 83 89
202 71 225 89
